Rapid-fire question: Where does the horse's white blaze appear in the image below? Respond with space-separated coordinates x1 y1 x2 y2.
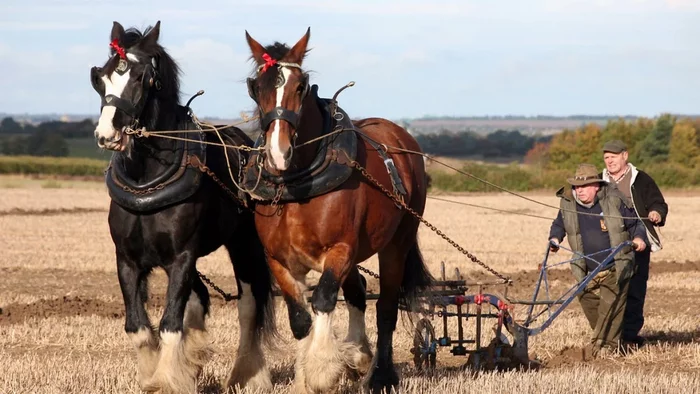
95 69 131 141
270 67 292 170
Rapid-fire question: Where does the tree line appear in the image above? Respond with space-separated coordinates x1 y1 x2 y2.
414 129 552 159
0 117 95 157
524 114 700 187
2 116 552 160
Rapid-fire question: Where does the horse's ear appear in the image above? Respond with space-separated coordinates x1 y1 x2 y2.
245 31 266 65
142 21 161 47
287 27 311 64
111 21 125 42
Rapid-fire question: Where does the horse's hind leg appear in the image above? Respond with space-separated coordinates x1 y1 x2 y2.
224 231 275 392
342 266 373 377
184 274 210 332
366 245 407 394
118 256 160 389
367 234 431 394
144 257 213 394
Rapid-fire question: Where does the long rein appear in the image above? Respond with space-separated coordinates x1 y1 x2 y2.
121 88 651 222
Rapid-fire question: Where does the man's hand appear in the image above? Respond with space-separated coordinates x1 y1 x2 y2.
648 210 662 224
549 238 560 253
632 237 647 252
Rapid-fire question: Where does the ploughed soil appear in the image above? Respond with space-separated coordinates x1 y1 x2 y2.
2 261 699 373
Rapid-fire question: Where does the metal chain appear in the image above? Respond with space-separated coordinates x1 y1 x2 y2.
197 271 238 301
358 265 381 280
271 186 284 207
348 158 512 284
120 183 165 195
188 156 249 208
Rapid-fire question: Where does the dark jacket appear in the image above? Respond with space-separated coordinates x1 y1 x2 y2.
549 184 647 284
601 164 668 252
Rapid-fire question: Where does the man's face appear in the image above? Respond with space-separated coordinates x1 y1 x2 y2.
603 151 629 175
574 183 600 204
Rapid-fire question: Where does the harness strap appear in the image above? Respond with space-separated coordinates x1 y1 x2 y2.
261 106 301 130
357 133 407 198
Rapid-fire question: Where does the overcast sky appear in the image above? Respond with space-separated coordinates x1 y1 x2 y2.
2 0 699 119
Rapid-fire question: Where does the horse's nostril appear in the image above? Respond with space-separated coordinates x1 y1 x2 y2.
283 148 293 161
98 136 106 146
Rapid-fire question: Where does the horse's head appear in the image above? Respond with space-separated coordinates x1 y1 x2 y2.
91 21 170 151
245 28 311 173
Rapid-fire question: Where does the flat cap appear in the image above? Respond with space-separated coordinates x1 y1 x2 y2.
602 139 627 153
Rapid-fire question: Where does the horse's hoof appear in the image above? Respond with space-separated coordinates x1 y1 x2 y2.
367 368 399 394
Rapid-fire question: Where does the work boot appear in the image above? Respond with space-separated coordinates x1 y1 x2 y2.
622 334 646 347
631 335 646 347
582 343 601 360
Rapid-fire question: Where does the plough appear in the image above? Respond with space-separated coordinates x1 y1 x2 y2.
399 240 634 370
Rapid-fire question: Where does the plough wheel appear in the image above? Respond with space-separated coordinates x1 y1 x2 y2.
411 317 436 371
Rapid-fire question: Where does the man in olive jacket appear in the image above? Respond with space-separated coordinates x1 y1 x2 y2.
601 140 669 346
549 163 648 356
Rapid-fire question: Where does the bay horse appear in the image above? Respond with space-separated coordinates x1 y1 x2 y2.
91 21 276 393
244 28 433 393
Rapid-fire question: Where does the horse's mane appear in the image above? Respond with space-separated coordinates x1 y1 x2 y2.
104 25 182 106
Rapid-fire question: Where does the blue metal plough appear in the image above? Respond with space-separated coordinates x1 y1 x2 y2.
408 240 634 371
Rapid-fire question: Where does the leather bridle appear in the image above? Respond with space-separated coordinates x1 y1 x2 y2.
90 55 162 129
246 61 310 132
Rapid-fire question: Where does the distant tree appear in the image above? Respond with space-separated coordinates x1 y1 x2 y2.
627 118 655 161
669 120 700 168
524 142 550 167
0 117 23 134
0 135 28 155
484 130 533 157
637 113 674 164
36 119 96 138
26 131 69 157
546 124 602 170
576 123 603 168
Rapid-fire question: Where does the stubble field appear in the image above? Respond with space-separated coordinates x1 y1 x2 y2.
1 176 699 393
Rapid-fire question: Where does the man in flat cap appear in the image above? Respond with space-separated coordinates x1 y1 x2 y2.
549 163 648 357
601 139 669 347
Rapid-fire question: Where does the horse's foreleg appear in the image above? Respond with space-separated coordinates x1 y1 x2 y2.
302 243 359 394
342 266 373 377
118 257 159 389
144 258 212 394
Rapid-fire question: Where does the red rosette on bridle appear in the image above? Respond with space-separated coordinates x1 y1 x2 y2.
261 53 277 73
110 38 127 60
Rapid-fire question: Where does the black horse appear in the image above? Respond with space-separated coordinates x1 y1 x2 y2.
91 21 275 394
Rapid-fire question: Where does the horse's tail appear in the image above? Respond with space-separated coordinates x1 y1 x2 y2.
400 240 434 314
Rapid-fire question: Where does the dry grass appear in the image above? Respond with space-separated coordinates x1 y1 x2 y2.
1 184 699 393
